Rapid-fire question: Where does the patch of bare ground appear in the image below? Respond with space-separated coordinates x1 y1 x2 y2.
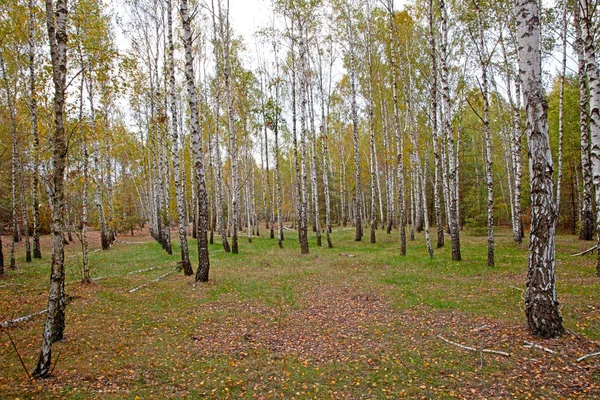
191 285 392 364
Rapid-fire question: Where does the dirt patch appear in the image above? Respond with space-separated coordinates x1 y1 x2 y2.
192 285 392 364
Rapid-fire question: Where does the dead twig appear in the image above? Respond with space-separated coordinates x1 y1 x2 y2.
438 335 510 357
570 245 597 257
523 341 556 354
127 271 175 293
577 351 600 362
1 309 48 328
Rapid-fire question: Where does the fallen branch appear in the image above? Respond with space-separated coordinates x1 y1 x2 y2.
577 351 600 362
482 349 511 357
1 309 48 328
116 240 149 244
128 271 175 293
571 245 597 257
66 248 100 258
127 266 165 275
0 283 24 288
523 341 556 354
438 335 510 357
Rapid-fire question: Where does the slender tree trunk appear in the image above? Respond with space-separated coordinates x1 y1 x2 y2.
440 0 460 260
296 20 309 254
33 0 68 377
575 5 594 241
517 0 564 338
29 0 42 259
429 0 443 248
167 0 192 275
181 0 210 282
104 117 117 247
19 158 32 263
218 1 239 255
87 78 109 251
309 84 322 246
0 55 19 269
388 1 406 253
581 0 600 275
78 67 91 284
476 6 494 267
348 20 362 242
555 0 567 227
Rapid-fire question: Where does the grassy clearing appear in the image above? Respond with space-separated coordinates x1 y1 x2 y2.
1 226 599 398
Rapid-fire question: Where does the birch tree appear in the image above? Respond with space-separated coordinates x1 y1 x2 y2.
180 0 210 282
33 0 69 378
517 0 564 338
167 0 192 275
574 2 594 241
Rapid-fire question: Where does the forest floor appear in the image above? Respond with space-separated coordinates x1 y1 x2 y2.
1 225 600 399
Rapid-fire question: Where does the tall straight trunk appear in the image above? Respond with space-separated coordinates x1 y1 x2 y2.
19 158 32 262
260 121 267 231
476 6 494 267
87 78 109 251
33 0 68 378
582 0 600 274
209 4 229 252
348 20 362 242
167 0 192 274
290 22 304 245
309 83 322 246
181 0 210 282
214 108 229 251
429 0 443 248
275 100 284 248
368 81 376 244
420 156 433 258
440 0 460 260
517 0 564 338
104 117 116 247
502 21 525 244
555 0 567 224
29 0 42 259
0 55 19 269
340 133 346 227
218 1 239 254
381 100 394 234
389 4 406 254
575 5 594 241
263 90 274 239
273 41 284 248
78 65 91 284
296 20 309 254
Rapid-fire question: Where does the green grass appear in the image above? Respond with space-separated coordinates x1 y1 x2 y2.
1 226 599 399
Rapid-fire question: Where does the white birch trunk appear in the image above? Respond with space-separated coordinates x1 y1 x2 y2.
517 0 564 338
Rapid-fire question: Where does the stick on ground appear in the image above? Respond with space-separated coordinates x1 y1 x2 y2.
438 335 510 357
577 351 600 362
128 271 176 293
